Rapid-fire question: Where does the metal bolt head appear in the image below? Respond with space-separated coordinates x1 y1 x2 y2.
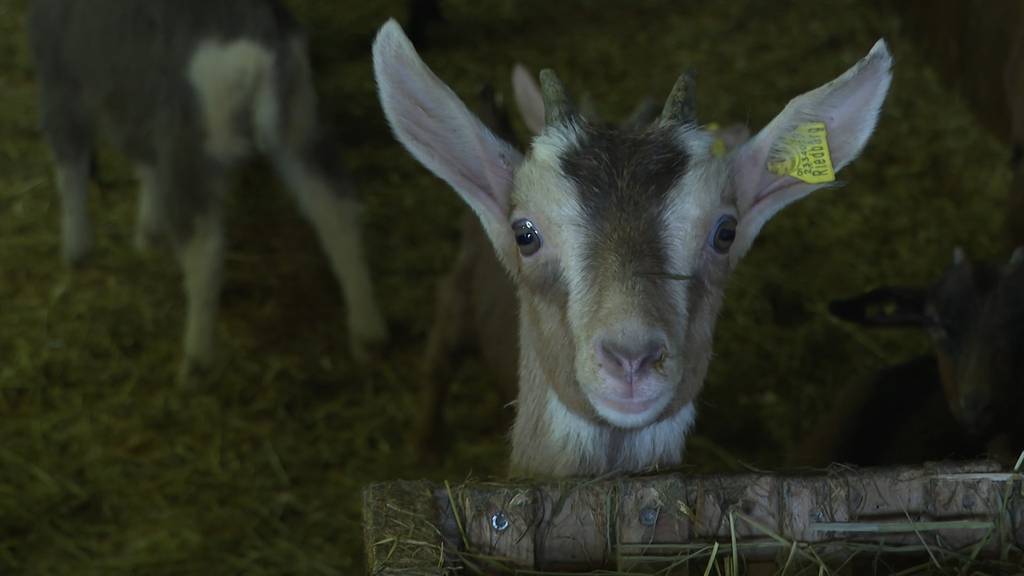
639 506 659 527
490 511 509 532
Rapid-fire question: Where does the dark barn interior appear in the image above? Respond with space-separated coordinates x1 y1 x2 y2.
0 0 1021 573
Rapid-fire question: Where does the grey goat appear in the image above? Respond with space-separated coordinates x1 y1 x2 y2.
29 0 388 376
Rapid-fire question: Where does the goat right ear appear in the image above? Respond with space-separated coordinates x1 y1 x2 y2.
373 20 522 266
728 39 893 267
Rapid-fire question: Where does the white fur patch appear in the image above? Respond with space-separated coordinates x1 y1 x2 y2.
545 387 605 475
179 212 224 367
55 158 92 263
622 402 696 470
543 389 697 475
674 125 715 159
187 38 276 163
509 136 584 283
529 122 583 166
662 130 732 272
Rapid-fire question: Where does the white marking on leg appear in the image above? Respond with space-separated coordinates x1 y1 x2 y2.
187 39 275 163
178 212 225 371
55 156 92 264
276 155 388 357
134 164 162 251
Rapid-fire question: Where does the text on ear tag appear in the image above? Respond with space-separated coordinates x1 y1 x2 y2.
766 122 836 184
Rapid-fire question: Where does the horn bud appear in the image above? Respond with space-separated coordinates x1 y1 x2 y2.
660 69 698 126
539 69 576 126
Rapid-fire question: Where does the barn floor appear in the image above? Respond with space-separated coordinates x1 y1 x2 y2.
0 0 1013 573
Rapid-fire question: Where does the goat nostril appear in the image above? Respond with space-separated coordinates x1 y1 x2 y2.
598 339 666 378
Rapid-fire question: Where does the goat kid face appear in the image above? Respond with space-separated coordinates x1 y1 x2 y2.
505 64 734 426
508 123 734 427
374 20 892 430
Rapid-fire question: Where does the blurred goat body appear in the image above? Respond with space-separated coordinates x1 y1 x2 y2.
375 21 893 477
29 0 387 374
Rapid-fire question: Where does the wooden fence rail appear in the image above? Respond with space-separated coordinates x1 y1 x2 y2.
363 461 1023 574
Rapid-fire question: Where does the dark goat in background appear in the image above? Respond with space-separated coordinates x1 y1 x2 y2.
798 247 1024 466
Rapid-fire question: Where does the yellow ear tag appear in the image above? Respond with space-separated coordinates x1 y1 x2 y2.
711 138 728 158
705 122 728 158
765 122 835 184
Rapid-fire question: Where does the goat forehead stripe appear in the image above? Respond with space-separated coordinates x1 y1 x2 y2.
560 125 690 281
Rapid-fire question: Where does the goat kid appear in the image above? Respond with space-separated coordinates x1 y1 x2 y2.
29 0 388 377
374 20 893 477
415 65 746 457
821 246 1024 464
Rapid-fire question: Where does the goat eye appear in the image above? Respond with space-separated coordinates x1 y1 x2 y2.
709 215 737 254
512 218 542 256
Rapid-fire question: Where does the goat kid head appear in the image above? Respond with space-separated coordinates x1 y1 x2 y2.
831 247 1024 440
374 21 892 475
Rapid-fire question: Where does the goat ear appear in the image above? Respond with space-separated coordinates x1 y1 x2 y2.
728 40 893 265
512 63 545 136
373 20 522 266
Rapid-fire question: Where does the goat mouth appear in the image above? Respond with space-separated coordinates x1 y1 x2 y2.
591 393 660 417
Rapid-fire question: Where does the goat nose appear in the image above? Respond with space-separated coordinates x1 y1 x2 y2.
597 338 666 385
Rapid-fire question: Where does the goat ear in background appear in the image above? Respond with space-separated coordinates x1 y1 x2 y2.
373 20 522 267
512 63 545 136
728 39 893 266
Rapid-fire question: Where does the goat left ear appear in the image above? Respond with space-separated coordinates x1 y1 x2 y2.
373 20 522 268
728 39 893 266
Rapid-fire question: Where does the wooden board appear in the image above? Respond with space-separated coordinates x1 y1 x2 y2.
363 461 1024 574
